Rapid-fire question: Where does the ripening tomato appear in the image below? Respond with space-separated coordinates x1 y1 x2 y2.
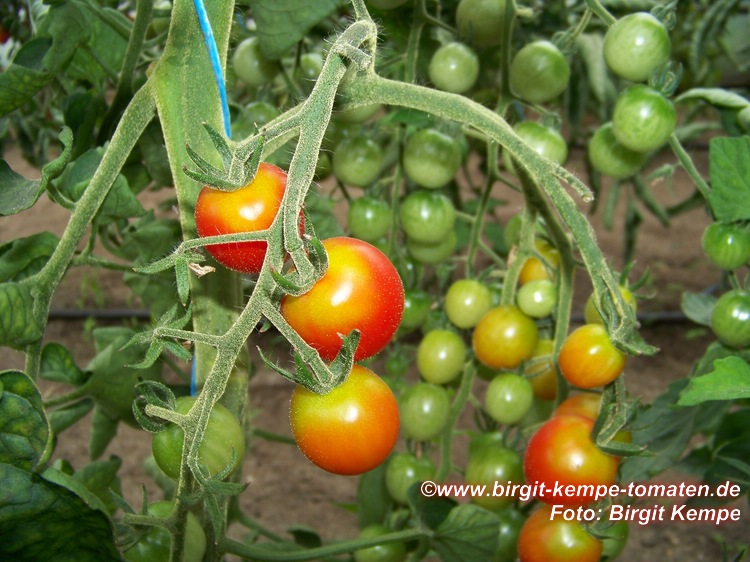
584 286 637 325
473 305 538 370
523 414 619 506
281 237 404 361
195 163 289 274
517 504 603 562
289 364 399 475
557 324 626 388
519 240 560 286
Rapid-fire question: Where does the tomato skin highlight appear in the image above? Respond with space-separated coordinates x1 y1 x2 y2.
280 237 404 361
195 162 288 274
557 324 626 389
289 364 400 475
523 414 619 506
517 504 603 562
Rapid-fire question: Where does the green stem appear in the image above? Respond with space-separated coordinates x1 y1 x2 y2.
221 529 426 562
436 360 477 482
668 133 711 200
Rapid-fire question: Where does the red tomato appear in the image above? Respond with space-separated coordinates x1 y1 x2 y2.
523 414 619 506
289 364 400 475
280 237 405 361
195 162 288 274
557 324 626 388
517 505 603 562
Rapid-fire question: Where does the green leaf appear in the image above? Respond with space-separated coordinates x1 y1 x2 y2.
681 291 716 327
247 0 344 59
40 342 87 386
89 406 119 461
0 232 59 282
0 282 43 350
288 525 322 549
0 463 121 561
432 504 499 562
0 370 52 471
708 136 750 222
72 456 123 516
0 38 53 116
48 399 94 434
676 87 750 109
678 356 750 405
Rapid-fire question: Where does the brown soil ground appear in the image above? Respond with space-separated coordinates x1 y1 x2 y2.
1 141 748 561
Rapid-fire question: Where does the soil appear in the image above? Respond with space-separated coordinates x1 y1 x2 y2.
1 141 748 562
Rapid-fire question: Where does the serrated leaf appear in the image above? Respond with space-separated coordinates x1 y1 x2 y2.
708 134 750 222
0 232 59 283
432 504 499 562
40 342 87 386
0 282 43 350
0 462 121 561
681 291 716 327
676 87 750 109
0 38 53 116
678 356 750 405
0 370 52 471
247 0 343 59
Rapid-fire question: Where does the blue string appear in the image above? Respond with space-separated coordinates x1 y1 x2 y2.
190 351 198 396
192 0 232 137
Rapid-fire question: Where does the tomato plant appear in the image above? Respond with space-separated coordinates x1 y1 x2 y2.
516 279 557 318
584 286 637 326
493 507 526 562
280 237 405 361
406 230 458 264
588 122 647 179
354 524 407 562
464 439 524 510
473 305 539 370
400 289 432 332
232 36 278 87
523 414 619 506
403 128 463 189
503 121 568 176
525 338 557 401
603 12 672 83
517 505 603 562
290 364 399 475
456 0 506 47
519 240 560 286
333 136 384 187
195 162 289 274
557 324 626 389
151 396 245 480
348 196 392 242
509 41 570 104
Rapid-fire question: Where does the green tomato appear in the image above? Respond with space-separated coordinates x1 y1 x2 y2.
403 128 463 189
711 289 750 348
151 396 245 480
456 0 507 47
509 41 570 104
348 197 392 242
601 520 629 561
604 12 671 82
428 42 480 94
484 373 534 425
232 37 278 88
400 190 456 244
385 452 436 504
400 289 432 332
445 279 493 329
464 442 524 510
333 136 384 187
417 329 467 385
354 524 407 562
612 85 676 152
702 222 750 270
399 383 451 442
588 122 647 179
406 230 457 265
494 507 526 562
516 279 557 318
504 121 568 175
231 101 281 141
123 501 206 562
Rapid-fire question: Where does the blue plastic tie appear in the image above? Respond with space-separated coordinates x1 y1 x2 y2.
192 0 232 137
